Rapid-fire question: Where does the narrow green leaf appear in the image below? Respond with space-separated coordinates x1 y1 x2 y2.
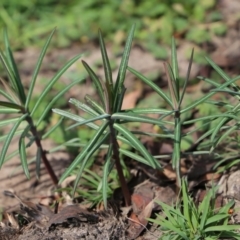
210 118 230 150
204 225 240 232
0 113 28 168
19 136 30 179
36 77 85 126
119 148 149 165
102 144 112 208
164 62 178 108
123 108 171 115
99 29 113 106
181 75 240 113
59 122 109 183
171 37 179 81
82 60 105 108
30 53 83 116
114 24 135 112
0 108 20 114
4 150 19 164
205 214 229 226
213 124 238 150
69 98 99 117
25 29 55 109
66 120 100 132
128 67 173 108
3 29 26 104
182 179 192 230
179 48 194 107
0 86 16 103
114 123 161 169
84 94 105 114
71 131 110 195
52 108 110 126
0 117 20 127
0 52 17 91
0 101 23 110
0 129 23 143
199 191 212 230
112 112 166 126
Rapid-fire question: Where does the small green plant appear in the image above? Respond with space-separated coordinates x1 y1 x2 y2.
0 29 84 185
53 25 162 207
149 179 240 240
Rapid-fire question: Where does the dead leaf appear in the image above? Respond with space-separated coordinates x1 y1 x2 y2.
131 193 152 215
127 200 155 239
47 204 98 229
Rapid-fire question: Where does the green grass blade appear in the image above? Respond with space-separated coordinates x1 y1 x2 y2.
30 53 83 116
25 29 55 109
128 66 173 108
113 24 135 112
59 122 109 183
204 225 240 232
199 191 212 230
205 214 229 226
99 29 113 105
3 30 26 104
36 77 85 126
182 179 192 229
52 108 110 126
114 123 161 168
0 113 28 168
82 60 105 108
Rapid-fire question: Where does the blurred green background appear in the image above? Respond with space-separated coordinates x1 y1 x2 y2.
0 0 226 57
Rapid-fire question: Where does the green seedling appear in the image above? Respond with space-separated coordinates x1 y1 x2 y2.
0 29 84 185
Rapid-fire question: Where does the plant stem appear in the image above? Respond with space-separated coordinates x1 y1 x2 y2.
109 121 131 206
26 115 59 186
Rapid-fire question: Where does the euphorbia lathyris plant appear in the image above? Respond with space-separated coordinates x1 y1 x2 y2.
53 25 162 207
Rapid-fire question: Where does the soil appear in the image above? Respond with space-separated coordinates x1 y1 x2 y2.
1 0 240 239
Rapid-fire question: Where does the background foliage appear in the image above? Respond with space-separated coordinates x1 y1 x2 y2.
0 0 225 57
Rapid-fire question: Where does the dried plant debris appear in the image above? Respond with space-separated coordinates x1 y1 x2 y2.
0 190 127 239
47 204 99 230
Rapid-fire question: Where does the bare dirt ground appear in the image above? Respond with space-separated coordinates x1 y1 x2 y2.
1 0 240 239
